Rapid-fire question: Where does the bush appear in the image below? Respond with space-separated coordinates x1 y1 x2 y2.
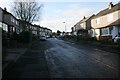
11 32 18 41
76 35 97 42
18 31 32 44
117 39 120 45
2 30 10 47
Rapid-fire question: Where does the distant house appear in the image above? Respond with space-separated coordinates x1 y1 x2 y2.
71 26 77 36
91 2 120 40
39 27 47 36
65 32 71 35
31 24 38 36
0 7 52 39
71 15 95 36
46 28 52 36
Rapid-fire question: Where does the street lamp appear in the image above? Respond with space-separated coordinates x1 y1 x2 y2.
63 22 66 33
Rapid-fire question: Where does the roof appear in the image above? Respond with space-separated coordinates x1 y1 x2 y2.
76 14 95 25
79 17 90 24
93 2 120 19
3 8 18 21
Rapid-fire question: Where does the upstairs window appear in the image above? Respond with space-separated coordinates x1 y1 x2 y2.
107 13 113 22
96 18 100 24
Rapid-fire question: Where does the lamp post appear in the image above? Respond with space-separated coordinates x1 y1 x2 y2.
63 22 66 35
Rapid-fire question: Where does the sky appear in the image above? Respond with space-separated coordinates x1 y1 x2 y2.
0 0 118 32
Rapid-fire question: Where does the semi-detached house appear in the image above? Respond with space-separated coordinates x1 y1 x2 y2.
3 8 19 34
0 7 52 38
71 15 95 36
91 2 120 40
0 7 3 29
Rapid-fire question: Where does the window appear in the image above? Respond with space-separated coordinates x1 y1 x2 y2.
11 17 13 22
13 18 15 23
107 13 113 21
13 27 15 32
16 21 19 25
101 28 109 35
96 18 100 24
11 17 16 23
2 23 8 32
109 27 113 34
0 23 1 28
0 9 2 22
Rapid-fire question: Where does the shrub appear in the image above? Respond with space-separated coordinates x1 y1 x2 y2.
2 30 10 47
11 32 18 41
17 31 32 44
117 39 120 45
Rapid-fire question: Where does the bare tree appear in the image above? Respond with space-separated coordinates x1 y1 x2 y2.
12 0 43 31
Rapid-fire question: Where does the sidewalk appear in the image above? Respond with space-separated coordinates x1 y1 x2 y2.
2 40 50 78
61 38 120 54
2 43 31 74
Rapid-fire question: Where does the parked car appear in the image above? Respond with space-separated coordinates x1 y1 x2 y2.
40 36 46 41
114 35 120 43
46 36 50 38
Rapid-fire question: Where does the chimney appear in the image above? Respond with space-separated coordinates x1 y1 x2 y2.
4 7 7 11
109 2 113 9
83 16 86 19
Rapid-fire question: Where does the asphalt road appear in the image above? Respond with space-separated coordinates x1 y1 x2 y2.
45 38 119 78
3 38 119 79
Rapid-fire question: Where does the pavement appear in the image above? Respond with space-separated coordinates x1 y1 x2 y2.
0 28 2 80
2 41 50 79
2 38 119 79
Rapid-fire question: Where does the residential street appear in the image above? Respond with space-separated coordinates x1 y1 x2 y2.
45 38 119 78
3 38 119 79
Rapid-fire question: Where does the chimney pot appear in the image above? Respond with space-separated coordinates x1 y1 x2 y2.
4 7 7 11
109 2 113 9
83 16 86 19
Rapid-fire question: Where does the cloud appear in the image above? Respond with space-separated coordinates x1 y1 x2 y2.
40 18 66 32
54 9 62 13
67 4 81 9
23 3 97 32
40 7 96 32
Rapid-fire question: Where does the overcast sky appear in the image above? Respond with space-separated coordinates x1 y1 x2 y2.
0 0 118 32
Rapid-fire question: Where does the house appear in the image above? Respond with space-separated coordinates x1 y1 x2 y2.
91 2 120 40
18 19 34 33
71 26 77 36
46 28 52 36
40 27 46 36
71 14 95 36
0 7 3 29
0 7 8 32
32 24 41 38
65 32 71 35
0 7 52 39
3 8 19 34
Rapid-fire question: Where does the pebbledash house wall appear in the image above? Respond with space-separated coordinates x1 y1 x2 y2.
91 10 120 40
3 12 19 33
0 8 2 29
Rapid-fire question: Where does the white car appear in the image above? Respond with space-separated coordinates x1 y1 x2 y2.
40 36 46 41
114 35 120 43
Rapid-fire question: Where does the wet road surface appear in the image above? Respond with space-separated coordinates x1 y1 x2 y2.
3 38 119 79
45 38 119 78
